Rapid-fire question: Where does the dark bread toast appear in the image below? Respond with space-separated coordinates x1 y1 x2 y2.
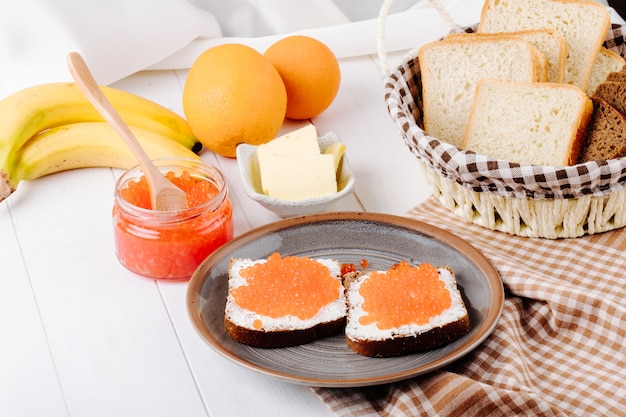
579 96 626 162
344 265 470 358
224 255 346 348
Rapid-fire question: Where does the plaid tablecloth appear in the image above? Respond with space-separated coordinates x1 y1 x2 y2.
312 197 626 416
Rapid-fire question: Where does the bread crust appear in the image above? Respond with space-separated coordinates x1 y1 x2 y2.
579 96 626 163
568 88 594 165
224 315 345 348
346 314 470 358
594 81 626 115
606 68 626 83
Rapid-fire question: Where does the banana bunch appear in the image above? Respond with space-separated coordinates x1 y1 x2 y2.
0 82 203 202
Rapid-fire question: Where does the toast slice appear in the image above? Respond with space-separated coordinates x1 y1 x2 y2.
418 36 547 147
344 262 470 358
579 96 626 163
225 253 346 348
478 0 610 91
588 48 626 96
462 79 593 166
445 29 566 83
606 67 626 83
593 81 626 116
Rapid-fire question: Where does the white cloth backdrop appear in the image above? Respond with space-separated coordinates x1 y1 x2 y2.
0 0 619 98
0 0 468 98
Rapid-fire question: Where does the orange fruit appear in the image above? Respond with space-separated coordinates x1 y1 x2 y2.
182 44 287 158
264 36 341 120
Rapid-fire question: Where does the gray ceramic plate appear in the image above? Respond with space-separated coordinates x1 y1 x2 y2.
187 212 504 388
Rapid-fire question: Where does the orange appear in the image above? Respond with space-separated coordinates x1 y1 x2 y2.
182 44 287 157
264 36 341 120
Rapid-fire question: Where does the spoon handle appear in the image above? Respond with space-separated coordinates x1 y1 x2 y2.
66 52 153 169
66 51 189 211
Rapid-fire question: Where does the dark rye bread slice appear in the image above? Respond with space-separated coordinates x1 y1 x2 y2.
579 97 626 163
224 315 345 348
224 257 347 348
344 265 470 358
606 68 626 83
593 81 626 115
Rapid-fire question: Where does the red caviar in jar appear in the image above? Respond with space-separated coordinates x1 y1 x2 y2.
359 262 451 329
112 159 233 280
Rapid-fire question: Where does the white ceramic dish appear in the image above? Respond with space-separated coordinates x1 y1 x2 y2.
236 132 356 217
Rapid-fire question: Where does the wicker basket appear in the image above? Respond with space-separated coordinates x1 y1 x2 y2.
379 2 626 239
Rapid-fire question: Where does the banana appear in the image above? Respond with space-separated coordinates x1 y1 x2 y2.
0 82 201 177
8 122 201 191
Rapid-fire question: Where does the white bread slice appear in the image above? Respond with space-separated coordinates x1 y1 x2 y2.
462 79 593 166
588 47 626 96
418 36 547 147
446 29 566 83
478 0 610 92
225 255 346 348
344 264 470 358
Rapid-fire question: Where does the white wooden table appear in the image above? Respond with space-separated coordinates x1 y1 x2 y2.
1 1 613 416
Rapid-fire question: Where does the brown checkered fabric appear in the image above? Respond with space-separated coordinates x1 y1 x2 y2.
383 25 626 200
312 197 626 416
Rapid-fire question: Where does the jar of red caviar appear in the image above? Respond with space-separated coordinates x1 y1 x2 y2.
112 158 233 280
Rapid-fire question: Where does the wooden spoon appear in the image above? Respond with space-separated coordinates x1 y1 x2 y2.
66 51 188 211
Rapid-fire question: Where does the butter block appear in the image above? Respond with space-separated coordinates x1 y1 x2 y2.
323 142 346 171
265 153 337 200
258 124 320 156
258 124 320 194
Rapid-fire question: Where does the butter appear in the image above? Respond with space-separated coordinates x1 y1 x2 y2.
257 124 345 201
257 124 320 194
264 153 337 200
323 142 346 171
258 124 319 156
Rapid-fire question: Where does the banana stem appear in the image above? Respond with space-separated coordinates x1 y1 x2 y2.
1 171 15 202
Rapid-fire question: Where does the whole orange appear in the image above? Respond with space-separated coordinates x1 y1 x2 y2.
182 44 287 157
264 36 341 120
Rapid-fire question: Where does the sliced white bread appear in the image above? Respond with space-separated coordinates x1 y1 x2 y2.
446 29 566 83
225 255 346 348
588 48 626 96
478 0 610 92
418 36 547 147
344 263 470 358
462 79 593 166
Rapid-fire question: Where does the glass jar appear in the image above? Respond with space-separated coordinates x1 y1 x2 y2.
112 158 233 280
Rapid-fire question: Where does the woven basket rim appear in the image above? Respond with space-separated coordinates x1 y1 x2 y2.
384 23 626 200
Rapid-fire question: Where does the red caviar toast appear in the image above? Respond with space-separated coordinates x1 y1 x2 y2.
225 252 347 348
344 262 470 357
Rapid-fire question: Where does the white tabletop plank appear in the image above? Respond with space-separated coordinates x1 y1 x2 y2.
6 171 208 417
0 200 68 417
